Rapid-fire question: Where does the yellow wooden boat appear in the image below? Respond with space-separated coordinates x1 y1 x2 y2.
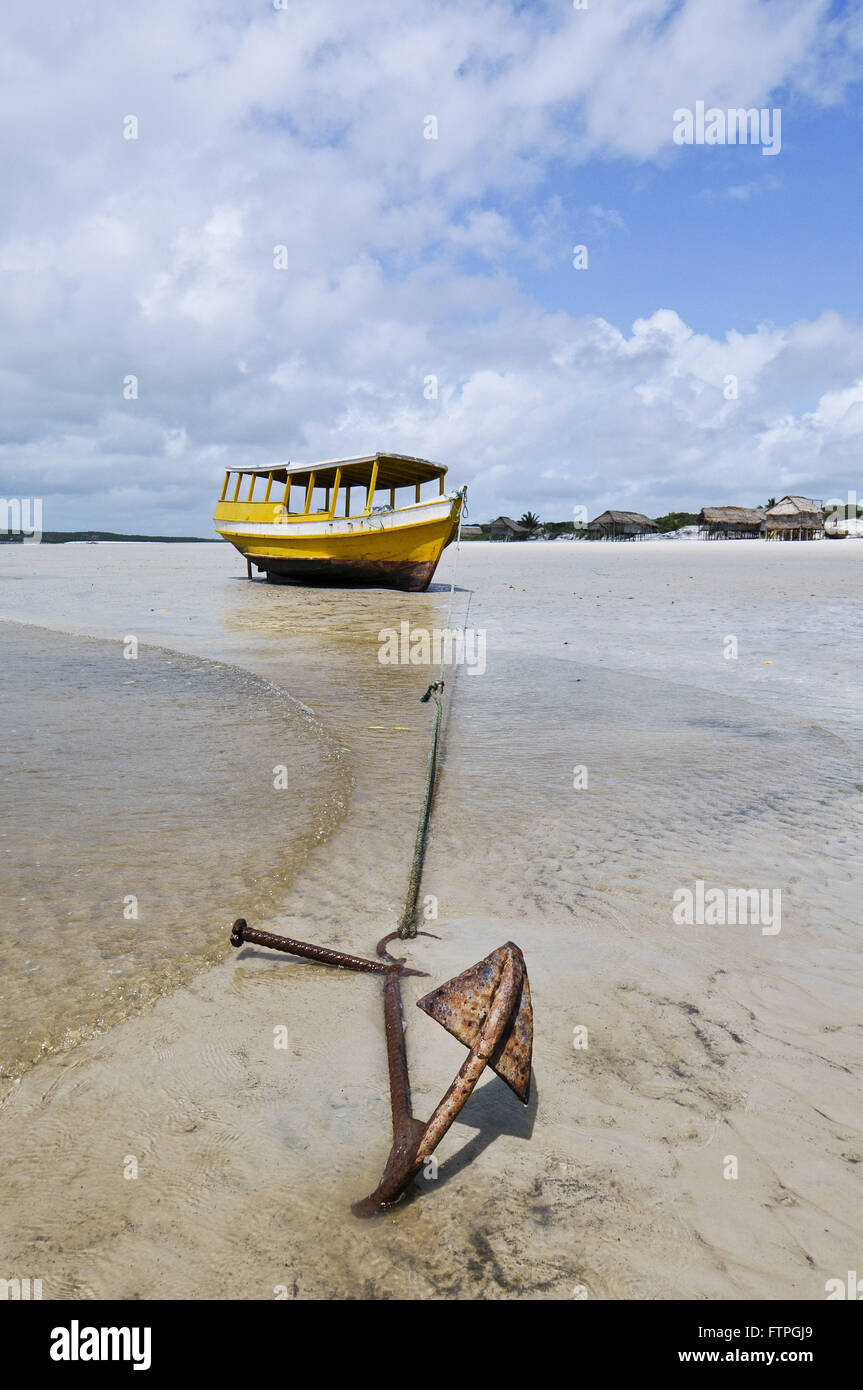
214 452 464 592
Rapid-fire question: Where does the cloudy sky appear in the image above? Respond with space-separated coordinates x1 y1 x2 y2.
3 0 863 532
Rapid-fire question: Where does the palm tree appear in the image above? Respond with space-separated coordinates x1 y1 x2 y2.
519 510 540 533
766 497 777 509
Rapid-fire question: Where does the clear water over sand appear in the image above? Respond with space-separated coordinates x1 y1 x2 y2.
0 539 860 1299
0 622 348 1077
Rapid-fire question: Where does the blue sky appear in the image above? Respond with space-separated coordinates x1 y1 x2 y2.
441 81 863 345
2 0 863 530
527 109 863 340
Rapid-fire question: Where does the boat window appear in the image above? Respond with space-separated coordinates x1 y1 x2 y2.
304 483 333 515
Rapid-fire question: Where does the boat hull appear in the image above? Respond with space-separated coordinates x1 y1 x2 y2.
260 554 439 591
216 494 462 592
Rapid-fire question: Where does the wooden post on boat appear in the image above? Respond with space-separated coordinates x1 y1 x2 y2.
246 557 253 580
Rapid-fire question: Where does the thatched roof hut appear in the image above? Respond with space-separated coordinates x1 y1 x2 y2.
698 505 765 539
587 510 659 541
764 496 824 540
489 516 530 541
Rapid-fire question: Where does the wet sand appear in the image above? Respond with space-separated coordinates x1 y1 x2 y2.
1 540 861 1298
0 622 348 1078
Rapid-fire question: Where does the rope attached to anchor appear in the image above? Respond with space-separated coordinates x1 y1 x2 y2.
398 678 445 938
398 489 468 939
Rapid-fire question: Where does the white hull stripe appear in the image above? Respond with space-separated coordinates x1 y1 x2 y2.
216 495 458 541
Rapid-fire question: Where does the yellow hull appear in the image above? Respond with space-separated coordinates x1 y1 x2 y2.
215 493 463 592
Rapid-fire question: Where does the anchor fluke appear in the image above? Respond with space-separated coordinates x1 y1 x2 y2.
416 942 533 1103
353 940 534 1215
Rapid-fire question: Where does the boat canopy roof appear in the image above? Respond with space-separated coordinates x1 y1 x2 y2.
234 452 447 489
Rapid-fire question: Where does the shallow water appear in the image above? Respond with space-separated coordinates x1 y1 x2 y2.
0 621 348 1077
0 538 861 1299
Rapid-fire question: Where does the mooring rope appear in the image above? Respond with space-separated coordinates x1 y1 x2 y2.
397 490 468 939
398 678 445 938
438 487 466 682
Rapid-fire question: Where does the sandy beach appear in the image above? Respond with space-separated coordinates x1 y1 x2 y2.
1 539 861 1299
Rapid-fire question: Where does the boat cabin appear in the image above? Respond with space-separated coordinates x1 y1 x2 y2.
217 453 448 524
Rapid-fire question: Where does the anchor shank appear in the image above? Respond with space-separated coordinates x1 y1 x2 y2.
350 970 426 1218
382 969 415 1141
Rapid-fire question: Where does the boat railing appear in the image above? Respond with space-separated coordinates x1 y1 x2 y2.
217 466 450 523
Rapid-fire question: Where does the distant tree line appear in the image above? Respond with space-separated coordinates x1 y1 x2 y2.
653 511 699 533
0 531 218 544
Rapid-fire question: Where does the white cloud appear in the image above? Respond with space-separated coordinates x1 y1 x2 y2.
702 175 781 201
1 0 861 529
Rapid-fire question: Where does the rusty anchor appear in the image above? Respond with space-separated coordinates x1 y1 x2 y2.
229 919 533 1216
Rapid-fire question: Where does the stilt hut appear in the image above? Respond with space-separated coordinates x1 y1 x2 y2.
586 510 659 541
764 496 824 541
698 505 765 539
489 516 530 541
